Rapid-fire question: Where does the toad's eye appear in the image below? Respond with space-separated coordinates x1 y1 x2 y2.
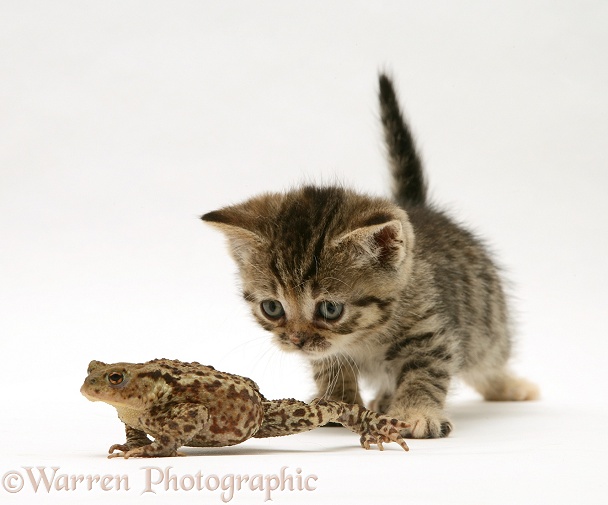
316 301 344 321
261 300 285 319
108 372 124 385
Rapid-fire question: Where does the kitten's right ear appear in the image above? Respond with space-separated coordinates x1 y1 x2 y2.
202 207 258 236
201 205 265 266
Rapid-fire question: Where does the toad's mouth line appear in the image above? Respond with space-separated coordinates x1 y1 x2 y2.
80 386 136 409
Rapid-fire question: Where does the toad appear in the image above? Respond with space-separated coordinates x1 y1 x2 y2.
81 358 410 458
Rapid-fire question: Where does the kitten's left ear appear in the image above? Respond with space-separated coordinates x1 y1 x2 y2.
333 216 412 269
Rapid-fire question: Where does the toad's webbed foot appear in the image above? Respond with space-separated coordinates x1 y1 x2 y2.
355 412 410 451
108 443 185 459
107 426 154 458
316 399 410 451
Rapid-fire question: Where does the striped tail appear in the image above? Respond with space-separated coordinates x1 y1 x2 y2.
378 73 427 207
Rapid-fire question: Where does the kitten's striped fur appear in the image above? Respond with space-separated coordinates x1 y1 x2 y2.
202 74 538 438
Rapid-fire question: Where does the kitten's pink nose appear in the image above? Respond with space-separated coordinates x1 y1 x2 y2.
289 332 308 347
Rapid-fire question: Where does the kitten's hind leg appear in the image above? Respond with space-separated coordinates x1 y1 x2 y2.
463 367 539 401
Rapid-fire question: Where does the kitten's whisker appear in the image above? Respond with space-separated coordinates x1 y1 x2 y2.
219 333 269 363
340 350 362 403
327 356 341 400
325 357 336 399
255 345 280 376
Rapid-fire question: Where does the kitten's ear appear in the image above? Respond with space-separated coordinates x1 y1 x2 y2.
333 217 410 268
202 204 267 266
202 206 260 238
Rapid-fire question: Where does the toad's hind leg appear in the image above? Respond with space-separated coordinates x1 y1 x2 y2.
253 398 410 451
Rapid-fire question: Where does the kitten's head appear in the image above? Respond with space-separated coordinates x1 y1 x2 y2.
202 186 414 359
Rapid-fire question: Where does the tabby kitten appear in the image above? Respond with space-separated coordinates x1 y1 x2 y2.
202 74 538 438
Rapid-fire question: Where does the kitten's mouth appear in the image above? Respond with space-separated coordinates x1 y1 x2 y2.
280 332 331 354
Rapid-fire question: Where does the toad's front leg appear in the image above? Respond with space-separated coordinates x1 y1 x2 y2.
254 398 409 451
109 404 209 458
108 426 152 457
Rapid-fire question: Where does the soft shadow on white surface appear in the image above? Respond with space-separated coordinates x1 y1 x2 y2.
2 1 607 504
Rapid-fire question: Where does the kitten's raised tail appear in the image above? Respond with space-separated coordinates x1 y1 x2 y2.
379 73 427 207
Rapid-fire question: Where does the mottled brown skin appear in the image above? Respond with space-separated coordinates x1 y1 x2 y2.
81 358 410 458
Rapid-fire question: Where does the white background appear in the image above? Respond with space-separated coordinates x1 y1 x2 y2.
1 1 607 503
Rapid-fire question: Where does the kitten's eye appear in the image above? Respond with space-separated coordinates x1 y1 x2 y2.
108 372 125 386
261 300 285 319
316 301 344 321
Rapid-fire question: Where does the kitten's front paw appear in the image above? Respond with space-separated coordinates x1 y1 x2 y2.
388 407 452 439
